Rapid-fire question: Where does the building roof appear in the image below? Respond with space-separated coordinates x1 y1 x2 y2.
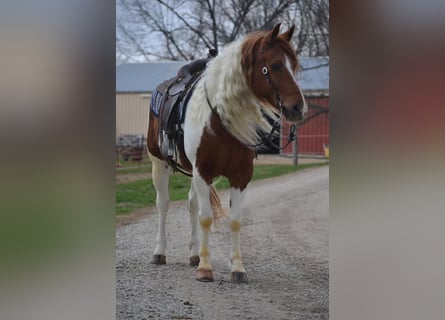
297 57 329 92
116 61 187 93
116 57 329 93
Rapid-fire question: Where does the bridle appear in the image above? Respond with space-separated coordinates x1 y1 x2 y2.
261 60 284 111
246 59 297 150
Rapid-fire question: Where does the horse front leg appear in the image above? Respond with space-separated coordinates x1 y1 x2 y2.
229 187 248 283
193 174 214 281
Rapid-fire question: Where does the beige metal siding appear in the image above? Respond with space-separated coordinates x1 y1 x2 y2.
116 93 151 137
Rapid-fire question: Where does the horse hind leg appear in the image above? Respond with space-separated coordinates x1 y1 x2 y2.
188 184 200 266
149 154 170 265
229 187 248 283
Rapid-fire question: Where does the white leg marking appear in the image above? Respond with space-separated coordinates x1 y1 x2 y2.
188 184 199 258
229 187 247 273
193 173 213 271
150 155 170 256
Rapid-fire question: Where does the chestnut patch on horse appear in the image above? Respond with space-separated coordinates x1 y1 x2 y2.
196 111 254 190
147 109 192 172
147 110 162 159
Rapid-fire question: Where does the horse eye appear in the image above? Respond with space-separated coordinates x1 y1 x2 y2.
271 63 280 71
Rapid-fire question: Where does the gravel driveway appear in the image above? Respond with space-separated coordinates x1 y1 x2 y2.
116 165 328 320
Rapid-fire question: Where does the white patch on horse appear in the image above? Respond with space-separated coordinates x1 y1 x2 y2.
188 184 199 258
285 55 298 86
285 56 308 118
149 155 171 256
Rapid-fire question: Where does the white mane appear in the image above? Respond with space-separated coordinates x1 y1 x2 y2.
188 41 278 146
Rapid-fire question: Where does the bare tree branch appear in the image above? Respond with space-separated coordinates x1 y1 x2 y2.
117 0 329 63
157 0 214 48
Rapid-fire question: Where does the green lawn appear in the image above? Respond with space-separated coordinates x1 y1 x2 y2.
116 162 327 215
116 156 152 175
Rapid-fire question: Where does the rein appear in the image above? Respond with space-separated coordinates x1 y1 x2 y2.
246 109 296 151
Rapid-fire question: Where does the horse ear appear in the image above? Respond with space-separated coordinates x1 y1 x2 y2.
270 23 281 39
281 24 295 42
264 23 281 44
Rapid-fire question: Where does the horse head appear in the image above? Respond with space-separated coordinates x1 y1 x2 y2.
242 23 308 122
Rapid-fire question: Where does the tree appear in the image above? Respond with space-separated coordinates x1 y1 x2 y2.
116 0 328 64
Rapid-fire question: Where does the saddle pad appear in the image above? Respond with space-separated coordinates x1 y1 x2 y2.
149 88 163 118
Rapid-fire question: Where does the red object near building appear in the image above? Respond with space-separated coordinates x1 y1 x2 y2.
281 95 329 156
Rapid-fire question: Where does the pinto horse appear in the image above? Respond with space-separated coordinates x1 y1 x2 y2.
147 23 307 283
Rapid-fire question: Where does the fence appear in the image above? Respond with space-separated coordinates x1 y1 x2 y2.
116 134 146 167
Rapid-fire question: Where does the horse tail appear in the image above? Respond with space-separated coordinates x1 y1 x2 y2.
209 185 226 225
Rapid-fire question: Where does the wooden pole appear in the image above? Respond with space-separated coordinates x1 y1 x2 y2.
292 124 298 165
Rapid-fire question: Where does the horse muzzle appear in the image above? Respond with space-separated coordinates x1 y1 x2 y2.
282 103 307 122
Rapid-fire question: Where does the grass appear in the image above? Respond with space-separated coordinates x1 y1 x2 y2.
116 156 152 175
116 162 327 215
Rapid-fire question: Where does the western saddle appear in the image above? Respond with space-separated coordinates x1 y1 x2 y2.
152 49 217 172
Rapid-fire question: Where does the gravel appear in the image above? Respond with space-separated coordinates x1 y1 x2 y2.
117 166 328 320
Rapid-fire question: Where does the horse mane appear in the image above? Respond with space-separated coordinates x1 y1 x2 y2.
192 30 299 145
190 33 289 146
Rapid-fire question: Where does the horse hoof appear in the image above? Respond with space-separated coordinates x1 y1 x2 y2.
151 254 166 265
189 256 200 267
196 269 214 282
231 272 248 283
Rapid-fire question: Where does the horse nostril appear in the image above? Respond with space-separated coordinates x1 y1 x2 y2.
290 103 308 121
293 104 303 113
